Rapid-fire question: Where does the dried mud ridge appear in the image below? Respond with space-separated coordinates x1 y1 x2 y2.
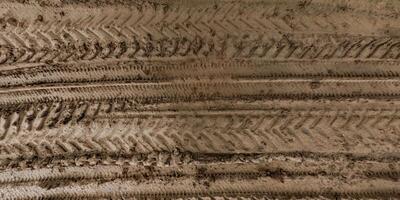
0 0 400 199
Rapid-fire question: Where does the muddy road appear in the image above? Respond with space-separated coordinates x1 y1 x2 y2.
0 0 399 199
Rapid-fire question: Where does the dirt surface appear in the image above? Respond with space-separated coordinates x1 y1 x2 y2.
0 0 399 199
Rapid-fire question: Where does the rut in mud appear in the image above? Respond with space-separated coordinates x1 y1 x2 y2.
0 0 399 199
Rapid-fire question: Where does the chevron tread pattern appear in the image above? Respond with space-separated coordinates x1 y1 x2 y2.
0 100 400 159
1 34 400 64
0 2 399 65
0 0 400 199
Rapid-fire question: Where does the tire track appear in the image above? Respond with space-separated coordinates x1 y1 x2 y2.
3 60 400 88
0 2 399 65
2 79 400 104
0 176 398 199
3 99 400 139
0 161 398 186
4 151 400 170
1 35 400 65
1 101 400 159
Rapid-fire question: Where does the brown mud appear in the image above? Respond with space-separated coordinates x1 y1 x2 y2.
0 0 399 199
